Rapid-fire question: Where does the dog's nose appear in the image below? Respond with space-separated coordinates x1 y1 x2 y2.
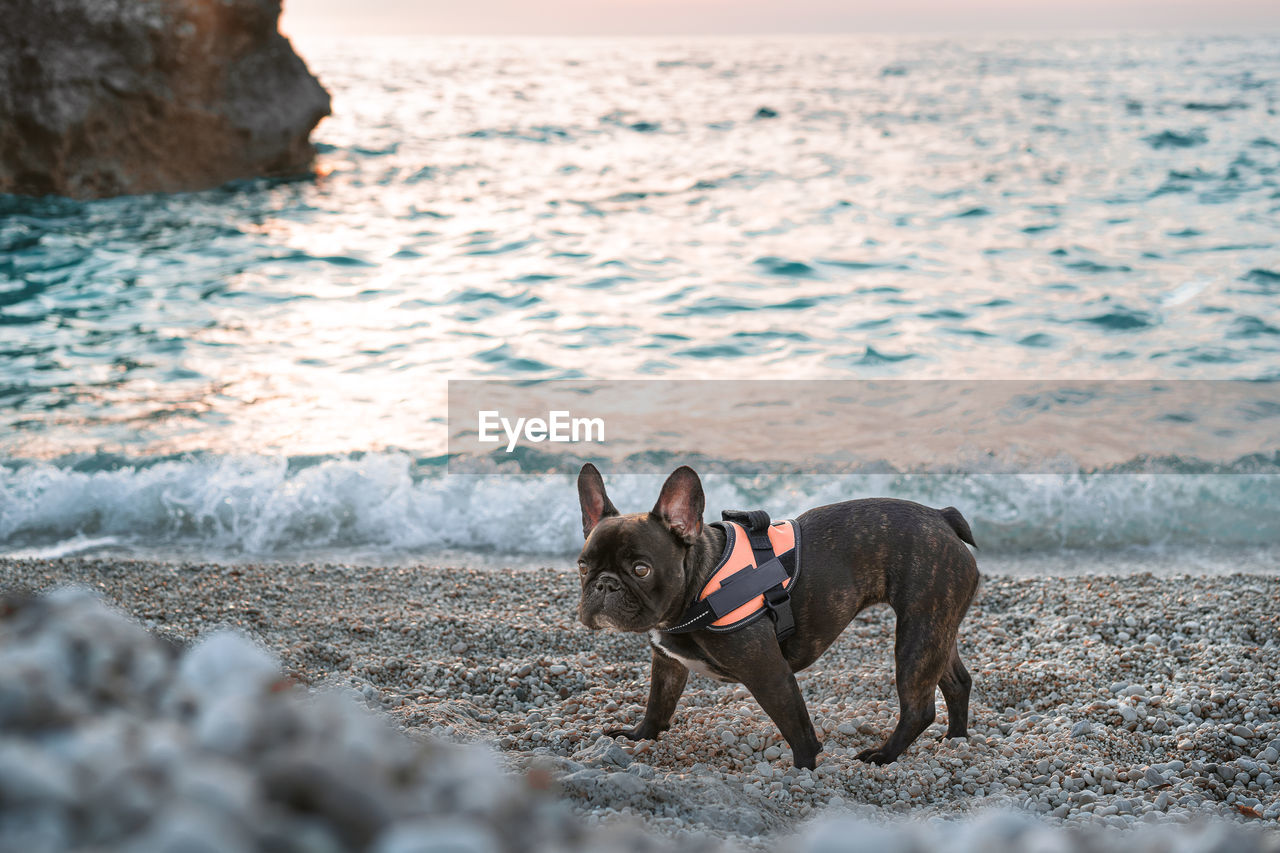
594 575 620 594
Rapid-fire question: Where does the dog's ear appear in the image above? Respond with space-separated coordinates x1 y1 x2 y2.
651 466 704 544
578 463 619 539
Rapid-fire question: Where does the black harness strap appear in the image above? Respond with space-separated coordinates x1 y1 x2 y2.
763 582 796 640
705 553 789 617
662 509 797 641
723 509 778 566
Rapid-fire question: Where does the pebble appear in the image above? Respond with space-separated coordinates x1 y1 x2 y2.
4 559 1280 848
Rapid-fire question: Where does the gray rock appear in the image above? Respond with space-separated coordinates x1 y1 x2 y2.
1071 720 1093 738
130 807 246 853
804 818 916 853
571 736 631 769
0 0 329 198
0 742 77 804
372 823 499 853
603 770 647 797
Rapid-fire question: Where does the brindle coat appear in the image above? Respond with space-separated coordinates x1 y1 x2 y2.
576 464 979 769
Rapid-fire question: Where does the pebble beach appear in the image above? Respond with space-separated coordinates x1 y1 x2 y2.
2 557 1278 850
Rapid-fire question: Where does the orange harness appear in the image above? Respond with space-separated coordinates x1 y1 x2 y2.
662 511 801 639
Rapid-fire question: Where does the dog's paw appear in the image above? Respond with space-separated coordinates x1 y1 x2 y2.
605 718 671 740
855 747 895 765
605 724 657 741
604 726 637 740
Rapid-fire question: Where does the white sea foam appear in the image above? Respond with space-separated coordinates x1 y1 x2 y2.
2 453 1277 560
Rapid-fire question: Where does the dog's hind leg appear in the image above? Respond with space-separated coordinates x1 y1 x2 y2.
856 615 952 765
938 641 972 739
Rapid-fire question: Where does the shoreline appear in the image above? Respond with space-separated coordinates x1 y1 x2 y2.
2 557 1278 839
7 542 1280 576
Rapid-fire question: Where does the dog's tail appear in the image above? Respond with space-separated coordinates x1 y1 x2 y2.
940 506 977 549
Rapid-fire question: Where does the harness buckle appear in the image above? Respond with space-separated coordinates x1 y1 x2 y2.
762 584 795 642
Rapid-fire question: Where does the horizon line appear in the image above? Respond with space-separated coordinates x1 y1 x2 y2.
281 26 1280 38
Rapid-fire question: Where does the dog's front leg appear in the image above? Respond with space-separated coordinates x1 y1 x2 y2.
727 636 822 769
741 668 822 769
606 647 688 740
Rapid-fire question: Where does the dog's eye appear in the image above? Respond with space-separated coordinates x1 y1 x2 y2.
578 560 589 574
633 563 651 578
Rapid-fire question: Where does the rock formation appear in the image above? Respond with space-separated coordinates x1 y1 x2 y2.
0 0 330 198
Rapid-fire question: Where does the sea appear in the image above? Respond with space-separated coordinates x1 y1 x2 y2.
1 33 1278 569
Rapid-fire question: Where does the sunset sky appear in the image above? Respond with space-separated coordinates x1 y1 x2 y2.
281 0 1280 37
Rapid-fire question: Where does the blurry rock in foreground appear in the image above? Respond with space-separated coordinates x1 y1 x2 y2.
0 0 330 199
1 589 1277 853
0 589 592 852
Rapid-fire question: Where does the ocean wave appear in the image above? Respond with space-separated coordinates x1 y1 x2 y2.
2 452 1277 559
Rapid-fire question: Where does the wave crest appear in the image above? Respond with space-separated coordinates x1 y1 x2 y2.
4 453 1278 559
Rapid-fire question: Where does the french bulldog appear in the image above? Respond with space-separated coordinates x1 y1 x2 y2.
575 464 979 769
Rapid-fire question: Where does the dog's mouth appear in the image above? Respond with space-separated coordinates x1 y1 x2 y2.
578 589 653 632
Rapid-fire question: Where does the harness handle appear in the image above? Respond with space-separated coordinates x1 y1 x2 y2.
722 509 771 531
722 509 775 562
